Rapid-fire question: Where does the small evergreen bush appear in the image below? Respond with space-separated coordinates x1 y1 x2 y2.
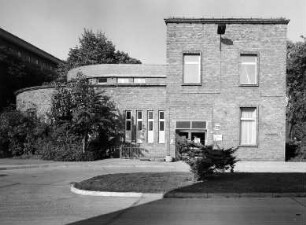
176 135 238 181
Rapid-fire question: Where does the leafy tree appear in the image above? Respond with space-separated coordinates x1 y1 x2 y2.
51 73 122 154
57 29 141 81
287 37 306 139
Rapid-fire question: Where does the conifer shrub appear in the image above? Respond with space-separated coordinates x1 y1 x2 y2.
176 135 238 181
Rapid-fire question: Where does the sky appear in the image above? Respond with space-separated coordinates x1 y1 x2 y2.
0 0 305 64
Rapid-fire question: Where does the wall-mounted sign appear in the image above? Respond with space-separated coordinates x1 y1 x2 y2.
214 123 220 130
213 134 223 142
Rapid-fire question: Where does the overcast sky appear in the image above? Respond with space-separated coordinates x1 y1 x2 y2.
0 0 305 64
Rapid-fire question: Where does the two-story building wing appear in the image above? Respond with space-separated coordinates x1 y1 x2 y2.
164 18 288 161
16 18 289 161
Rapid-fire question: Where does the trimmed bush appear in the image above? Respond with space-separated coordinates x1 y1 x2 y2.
176 135 238 181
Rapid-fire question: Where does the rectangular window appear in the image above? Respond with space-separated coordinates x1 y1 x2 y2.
125 110 132 141
98 78 107 83
240 54 258 85
134 78 146 83
183 54 201 84
158 111 165 143
240 107 257 145
118 78 130 83
147 111 154 143
136 111 143 143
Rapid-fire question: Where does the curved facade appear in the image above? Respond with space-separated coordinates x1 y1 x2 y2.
16 18 289 160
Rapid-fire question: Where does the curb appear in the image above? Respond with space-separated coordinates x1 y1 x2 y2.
0 162 182 171
70 183 164 198
70 183 306 199
164 192 306 198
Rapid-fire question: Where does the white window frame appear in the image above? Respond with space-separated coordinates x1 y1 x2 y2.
136 110 143 143
125 110 132 141
240 54 258 86
183 53 201 84
158 111 165 143
147 111 154 143
240 107 257 146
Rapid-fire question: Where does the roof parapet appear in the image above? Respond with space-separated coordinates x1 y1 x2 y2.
164 17 290 25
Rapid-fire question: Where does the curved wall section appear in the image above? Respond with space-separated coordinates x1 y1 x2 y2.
16 86 55 120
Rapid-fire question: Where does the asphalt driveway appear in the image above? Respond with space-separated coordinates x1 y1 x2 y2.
0 159 305 225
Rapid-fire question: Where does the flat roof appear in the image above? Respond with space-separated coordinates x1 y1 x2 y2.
164 17 290 25
0 27 63 64
68 64 167 80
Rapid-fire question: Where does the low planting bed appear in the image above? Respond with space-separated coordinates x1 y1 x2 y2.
74 172 306 194
74 172 193 193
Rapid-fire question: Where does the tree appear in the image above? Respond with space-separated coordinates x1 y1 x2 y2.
287 37 306 139
51 73 122 154
57 29 141 81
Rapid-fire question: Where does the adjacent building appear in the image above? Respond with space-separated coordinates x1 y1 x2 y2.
16 18 289 161
0 27 62 70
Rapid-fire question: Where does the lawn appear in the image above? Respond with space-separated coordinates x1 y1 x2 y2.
74 172 306 194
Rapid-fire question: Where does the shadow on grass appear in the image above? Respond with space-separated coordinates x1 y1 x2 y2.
165 172 306 196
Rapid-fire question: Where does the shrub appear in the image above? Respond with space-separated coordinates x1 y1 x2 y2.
176 136 238 181
0 108 38 157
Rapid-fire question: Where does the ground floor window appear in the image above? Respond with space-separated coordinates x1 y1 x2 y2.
240 107 257 145
125 110 132 141
159 111 165 143
176 130 206 145
148 110 154 143
136 111 143 143
175 120 206 145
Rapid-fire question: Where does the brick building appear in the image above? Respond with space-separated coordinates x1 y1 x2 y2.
17 18 289 161
0 27 62 70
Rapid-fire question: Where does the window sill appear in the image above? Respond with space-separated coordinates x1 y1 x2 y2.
239 144 258 148
239 84 259 87
181 83 202 86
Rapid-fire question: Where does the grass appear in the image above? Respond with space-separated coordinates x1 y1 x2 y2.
74 172 193 193
74 172 306 194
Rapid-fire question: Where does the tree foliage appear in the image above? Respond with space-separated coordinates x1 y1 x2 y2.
57 29 141 81
50 73 123 155
287 37 306 139
286 37 306 159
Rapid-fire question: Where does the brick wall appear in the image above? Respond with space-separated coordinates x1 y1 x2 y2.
16 86 55 121
166 20 288 160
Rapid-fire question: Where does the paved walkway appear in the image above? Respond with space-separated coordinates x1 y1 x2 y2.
0 158 305 172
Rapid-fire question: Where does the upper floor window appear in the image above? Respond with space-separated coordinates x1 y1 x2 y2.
240 54 258 86
98 78 107 83
183 54 201 84
134 78 146 83
118 78 130 83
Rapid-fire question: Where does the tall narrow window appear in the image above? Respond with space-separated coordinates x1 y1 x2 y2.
158 111 165 143
240 108 257 145
125 110 132 141
136 111 143 143
147 111 154 143
183 54 201 84
240 54 258 85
